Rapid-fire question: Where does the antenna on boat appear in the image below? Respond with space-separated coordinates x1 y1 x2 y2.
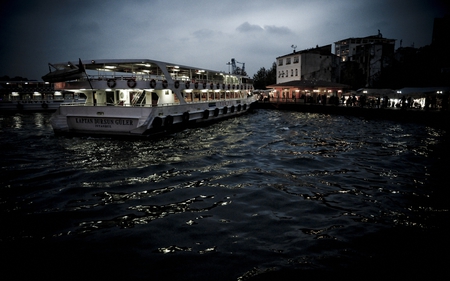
78 58 93 91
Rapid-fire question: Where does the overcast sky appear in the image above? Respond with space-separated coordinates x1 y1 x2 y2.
1 0 448 80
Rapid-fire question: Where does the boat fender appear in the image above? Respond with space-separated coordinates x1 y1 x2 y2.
107 79 116 88
228 84 230 90
164 115 173 127
174 80 180 89
127 79 136 88
216 83 220 89
203 109 209 119
185 81 190 89
203 82 206 89
232 84 235 90
222 84 225 90
150 79 157 88
194 82 198 89
237 104 242 111
182 111 190 123
210 83 214 90
152 117 162 128
243 104 247 110
214 108 219 117
42 102 48 109
223 106 228 114
162 80 168 89
230 105 235 113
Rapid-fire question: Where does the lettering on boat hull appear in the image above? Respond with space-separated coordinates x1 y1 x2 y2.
68 117 138 132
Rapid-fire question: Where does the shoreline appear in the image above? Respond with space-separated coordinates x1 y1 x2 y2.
253 101 450 129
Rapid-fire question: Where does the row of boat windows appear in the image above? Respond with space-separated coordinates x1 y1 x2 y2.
98 91 250 107
82 76 248 85
1 93 79 101
181 91 248 103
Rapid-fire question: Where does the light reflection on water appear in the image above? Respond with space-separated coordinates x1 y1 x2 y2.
0 111 448 280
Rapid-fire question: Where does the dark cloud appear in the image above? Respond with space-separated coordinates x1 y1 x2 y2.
193 29 219 39
264 25 293 35
236 22 264 32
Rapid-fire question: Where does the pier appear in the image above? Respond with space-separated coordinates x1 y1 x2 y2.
253 100 450 129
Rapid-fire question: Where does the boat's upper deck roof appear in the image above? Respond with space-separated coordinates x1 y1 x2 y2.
50 59 246 79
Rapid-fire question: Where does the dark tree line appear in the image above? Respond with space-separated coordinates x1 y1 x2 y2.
0 75 30 81
252 62 277 90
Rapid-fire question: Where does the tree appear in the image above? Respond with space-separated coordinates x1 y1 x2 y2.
0 75 29 81
339 61 365 90
252 62 276 89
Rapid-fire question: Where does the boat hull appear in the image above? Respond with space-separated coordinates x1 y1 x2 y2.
0 100 84 112
51 99 255 137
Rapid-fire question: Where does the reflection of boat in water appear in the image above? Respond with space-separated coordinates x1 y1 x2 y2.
0 81 85 111
44 59 256 136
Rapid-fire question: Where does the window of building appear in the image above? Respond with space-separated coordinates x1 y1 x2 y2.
293 56 299 63
278 59 283 66
295 69 298 76
291 69 293 76
286 58 291 65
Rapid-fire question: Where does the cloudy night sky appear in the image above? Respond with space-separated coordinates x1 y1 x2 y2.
0 0 448 80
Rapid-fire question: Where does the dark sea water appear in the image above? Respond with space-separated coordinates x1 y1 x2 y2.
1 110 449 280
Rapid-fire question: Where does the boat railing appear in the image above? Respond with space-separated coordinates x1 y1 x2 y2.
60 101 87 106
80 75 253 88
84 95 248 108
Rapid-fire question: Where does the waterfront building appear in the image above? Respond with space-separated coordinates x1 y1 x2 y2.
335 31 396 87
276 45 339 84
0 81 55 102
267 80 349 105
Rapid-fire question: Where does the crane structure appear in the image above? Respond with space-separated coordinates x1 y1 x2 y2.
230 58 245 75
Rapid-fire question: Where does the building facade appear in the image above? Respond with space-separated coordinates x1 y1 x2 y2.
276 45 339 84
334 32 396 62
335 32 396 87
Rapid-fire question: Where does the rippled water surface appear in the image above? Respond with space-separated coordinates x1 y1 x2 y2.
1 110 448 280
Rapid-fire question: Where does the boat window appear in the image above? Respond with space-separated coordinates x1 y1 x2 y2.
184 91 192 103
173 92 179 104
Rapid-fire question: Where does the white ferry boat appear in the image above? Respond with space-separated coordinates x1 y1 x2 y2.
0 81 85 111
43 59 256 136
